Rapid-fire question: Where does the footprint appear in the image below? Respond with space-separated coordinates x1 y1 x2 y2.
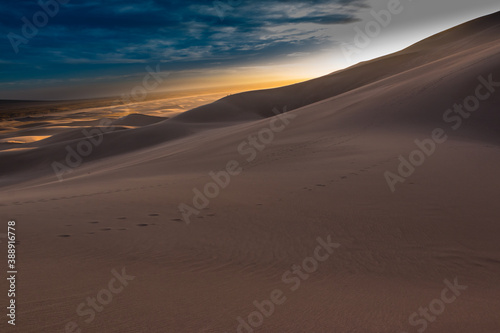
341 176 347 179
207 213 216 217
149 214 160 217
89 221 99 224
58 235 71 238
137 224 149 227
171 218 183 222
117 217 127 220
101 228 112 231
316 184 326 187
118 228 128 231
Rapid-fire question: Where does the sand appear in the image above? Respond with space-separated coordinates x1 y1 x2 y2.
0 11 500 333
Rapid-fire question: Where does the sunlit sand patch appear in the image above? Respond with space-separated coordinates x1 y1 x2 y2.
0 92 227 144
0 136 51 144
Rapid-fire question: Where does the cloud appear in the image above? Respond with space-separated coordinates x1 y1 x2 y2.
0 0 366 97
0 1 364 64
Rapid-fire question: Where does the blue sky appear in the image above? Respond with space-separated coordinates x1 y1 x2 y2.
1 0 499 100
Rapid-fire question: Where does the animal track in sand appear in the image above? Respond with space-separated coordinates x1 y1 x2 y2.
6 183 170 207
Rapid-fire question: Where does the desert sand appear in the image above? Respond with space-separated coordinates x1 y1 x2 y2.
1 11 500 333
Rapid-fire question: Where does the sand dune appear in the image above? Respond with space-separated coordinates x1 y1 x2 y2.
0 11 500 333
2 12 500 184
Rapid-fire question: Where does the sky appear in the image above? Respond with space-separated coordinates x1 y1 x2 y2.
0 0 499 100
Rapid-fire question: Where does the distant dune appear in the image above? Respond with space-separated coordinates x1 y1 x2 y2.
1 11 500 333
